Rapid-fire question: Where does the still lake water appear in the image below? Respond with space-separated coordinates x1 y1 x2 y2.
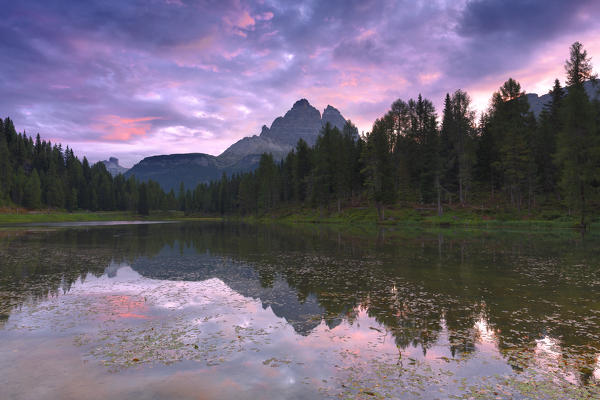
1 221 599 399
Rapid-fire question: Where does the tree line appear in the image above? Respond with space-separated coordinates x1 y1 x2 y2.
180 42 600 225
1 42 598 225
0 121 177 214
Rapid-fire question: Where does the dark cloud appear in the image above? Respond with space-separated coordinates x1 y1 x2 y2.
333 37 385 65
448 0 600 80
1 0 599 165
459 0 596 39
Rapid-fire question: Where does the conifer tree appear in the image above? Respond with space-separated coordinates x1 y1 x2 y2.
293 139 311 202
138 182 149 215
488 78 535 210
557 42 598 227
0 123 10 203
535 79 564 196
362 115 396 220
23 169 42 209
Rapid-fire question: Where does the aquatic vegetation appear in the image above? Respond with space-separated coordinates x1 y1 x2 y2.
1 222 599 398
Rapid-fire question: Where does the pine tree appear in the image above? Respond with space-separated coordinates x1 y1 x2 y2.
11 168 26 205
557 42 598 227
23 169 42 209
257 153 278 211
535 79 564 196
362 115 396 220
138 182 150 215
565 41 597 86
411 95 439 204
440 93 457 199
0 124 10 203
488 78 535 210
293 139 311 202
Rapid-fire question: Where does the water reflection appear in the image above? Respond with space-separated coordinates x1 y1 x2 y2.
1 222 600 398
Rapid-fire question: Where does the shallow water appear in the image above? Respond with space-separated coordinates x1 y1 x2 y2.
1 222 599 399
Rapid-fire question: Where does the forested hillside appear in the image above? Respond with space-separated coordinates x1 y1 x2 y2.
175 42 600 226
0 120 176 214
2 42 599 225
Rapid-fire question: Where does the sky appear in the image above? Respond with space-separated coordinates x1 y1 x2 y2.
2 0 600 167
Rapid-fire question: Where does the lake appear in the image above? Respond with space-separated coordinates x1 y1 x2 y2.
1 221 599 399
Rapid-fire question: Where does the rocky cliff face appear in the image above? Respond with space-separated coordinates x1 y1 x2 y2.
321 105 346 133
259 99 323 146
218 99 346 167
101 157 129 176
526 80 599 117
126 99 348 190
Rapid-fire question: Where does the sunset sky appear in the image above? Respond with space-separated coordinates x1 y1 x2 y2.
3 0 600 167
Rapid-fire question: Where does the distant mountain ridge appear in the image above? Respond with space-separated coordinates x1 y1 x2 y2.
101 157 129 176
526 80 598 116
125 99 347 191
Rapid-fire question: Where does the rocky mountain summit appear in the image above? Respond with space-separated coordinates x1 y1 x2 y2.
526 80 598 116
101 157 129 176
126 99 347 191
218 99 345 166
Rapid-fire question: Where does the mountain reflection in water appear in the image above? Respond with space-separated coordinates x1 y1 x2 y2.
1 222 599 399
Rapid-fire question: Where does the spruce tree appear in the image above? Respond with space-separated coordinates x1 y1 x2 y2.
293 139 311 202
535 79 564 196
138 182 150 215
556 42 598 227
488 78 535 210
23 169 42 209
361 115 396 220
0 125 10 203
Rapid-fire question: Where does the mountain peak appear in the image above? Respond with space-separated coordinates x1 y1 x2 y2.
127 99 349 190
321 105 346 131
102 156 129 176
526 80 599 117
292 98 311 109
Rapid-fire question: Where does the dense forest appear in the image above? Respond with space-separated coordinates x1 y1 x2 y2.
0 120 177 214
177 42 600 226
1 42 599 225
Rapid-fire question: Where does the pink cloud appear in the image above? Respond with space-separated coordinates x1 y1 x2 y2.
256 11 274 21
223 9 256 37
419 72 441 85
95 115 162 141
236 11 255 29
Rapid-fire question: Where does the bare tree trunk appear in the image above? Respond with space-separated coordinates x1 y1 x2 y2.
376 201 384 222
580 183 586 228
436 177 443 216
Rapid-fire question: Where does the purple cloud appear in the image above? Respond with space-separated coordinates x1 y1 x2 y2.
2 0 599 166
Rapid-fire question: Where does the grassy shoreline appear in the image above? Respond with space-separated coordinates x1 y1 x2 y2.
0 205 594 230
240 205 595 231
0 210 221 225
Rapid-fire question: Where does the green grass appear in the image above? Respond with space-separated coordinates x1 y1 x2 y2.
0 210 223 225
1 203 594 231
239 204 594 231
